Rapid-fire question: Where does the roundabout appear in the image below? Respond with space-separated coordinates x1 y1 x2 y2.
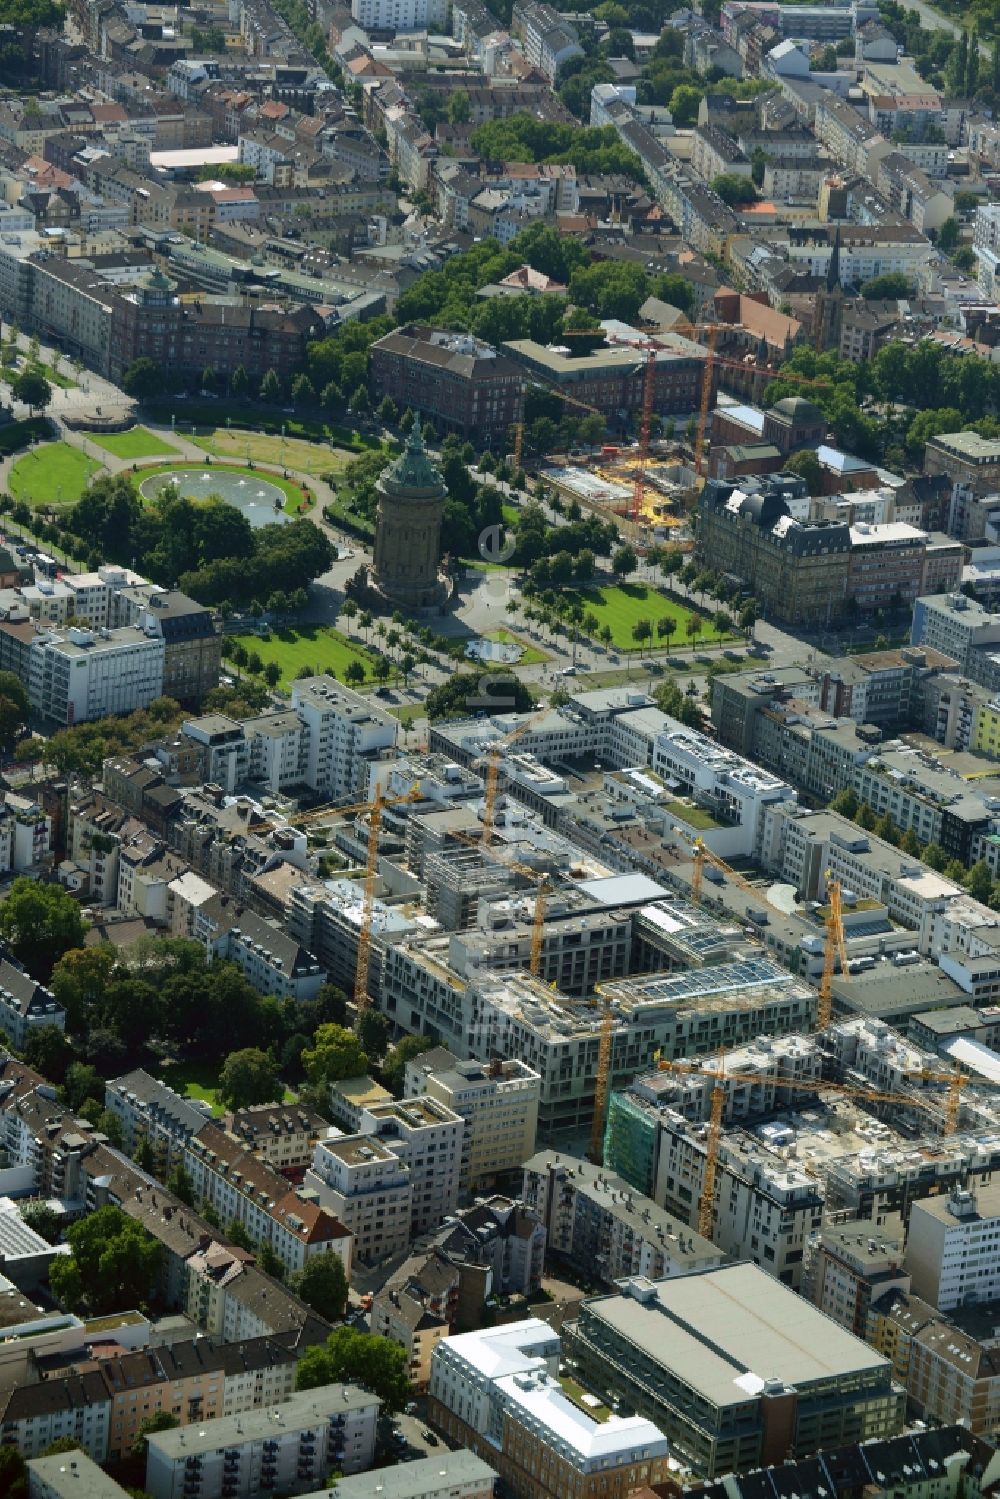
138 465 293 528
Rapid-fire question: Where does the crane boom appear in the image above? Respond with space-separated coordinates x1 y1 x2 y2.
591 998 615 1165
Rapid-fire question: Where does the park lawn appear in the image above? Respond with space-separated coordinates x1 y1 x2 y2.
233 625 379 688
190 427 355 477
501 503 519 526
158 1059 295 1115
10 441 99 509
485 627 549 665
84 426 180 459
568 582 725 651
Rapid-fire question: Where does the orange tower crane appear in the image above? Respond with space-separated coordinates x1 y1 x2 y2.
351 786 422 1012
694 323 720 479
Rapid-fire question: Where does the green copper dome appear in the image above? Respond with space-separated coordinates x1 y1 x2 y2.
380 424 447 498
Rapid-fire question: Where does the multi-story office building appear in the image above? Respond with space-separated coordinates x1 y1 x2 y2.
28 625 165 727
370 326 524 446
650 722 796 858
911 593 1000 672
564 1267 905 1478
924 431 1000 492
405 1056 540 1189
144 1386 380 1499
905 1182 1000 1311
428 1320 670 1499
503 337 707 420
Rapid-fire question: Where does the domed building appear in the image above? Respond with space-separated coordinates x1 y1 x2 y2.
763 396 827 456
371 425 450 610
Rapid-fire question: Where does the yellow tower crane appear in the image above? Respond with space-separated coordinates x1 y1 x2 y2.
818 873 848 1032
479 708 551 848
590 996 616 1166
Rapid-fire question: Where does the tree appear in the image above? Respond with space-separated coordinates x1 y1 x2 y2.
296 1327 411 1413
0 875 86 983
967 859 994 904
24 1024 72 1082
855 803 877 831
611 544 638 580
938 217 960 253
632 618 652 650
0 1446 27 1499
49 1205 162 1314
133 1412 179 1455
121 358 161 400
923 842 949 871
711 173 758 207
230 365 250 398
349 384 370 415
861 272 914 301
218 1048 281 1111
685 612 702 647
264 661 281 689
167 1163 195 1206
357 1009 390 1061
425 672 534 721
382 1034 436 1097
63 1061 102 1112
657 615 677 651
291 373 315 408
292 1250 349 1322
201 367 216 395
20 1201 62 1244
260 369 282 403
12 369 51 415
377 395 398 424
345 661 365 687
830 787 859 819
302 1024 369 1086
784 449 823 491
668 84 703 126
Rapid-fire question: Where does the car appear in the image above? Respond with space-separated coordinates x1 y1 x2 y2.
747 641 768 656
405 1402 419 1415
560 666 576 676
422 1430 439 1446
723 649 742 661
375 687 392 698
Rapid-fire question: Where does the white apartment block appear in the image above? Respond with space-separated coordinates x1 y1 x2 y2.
144 1387 380 1499
305 1134 412 1265
292 675 398 799
360 1098 463 1236
651 723 796 858
351 0 447 28
405 1056 541 1189
28 626 165 726
243 710 305 793
906 1181 1000 1310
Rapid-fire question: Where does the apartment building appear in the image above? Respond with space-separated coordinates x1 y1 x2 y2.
222 1103 329 1174
305 1134 412 1265
144 1386 380 1499
467 964 818 1139
358 1099 463 1237
911 593 1000 672
405 1056 540 1189
511 0 584 79
370 326 524 447
564 1267 905 1479
925 431 1000 492
650 721 796 858
866 1292 1000 1435
371 1274 450 1390
805 1219 910 1335
0 1372 112 1461
182 1123 353 1277
104 1069 210 1171
0 962 64 1052
522 1151 723 1286
291 676 398 800
428 1320 670 1499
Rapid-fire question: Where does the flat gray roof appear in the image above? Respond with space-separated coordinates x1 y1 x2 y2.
27 1452 124 1499
585 1264 888 1408
146 1386 378 1459
326 1452 497 1499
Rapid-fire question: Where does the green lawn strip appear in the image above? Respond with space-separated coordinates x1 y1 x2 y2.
134 461 312 512
1 360 76 390
188 430 354 480
559 1376 611 1422
143 402 385 451
563 582 727 651
233 625 380 688
83 426 180 459
501 504 519 526
484 627 549 665
10 442 100 509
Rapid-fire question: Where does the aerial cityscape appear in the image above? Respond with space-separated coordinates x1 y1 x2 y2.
5 0 1000 1495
